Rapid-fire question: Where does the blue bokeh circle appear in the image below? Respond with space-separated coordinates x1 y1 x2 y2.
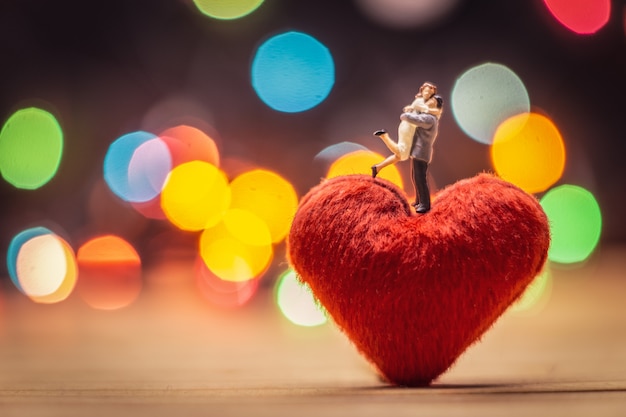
251 31 335 113
103 131 163 202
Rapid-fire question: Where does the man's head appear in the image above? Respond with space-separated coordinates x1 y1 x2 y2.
433 95 443 109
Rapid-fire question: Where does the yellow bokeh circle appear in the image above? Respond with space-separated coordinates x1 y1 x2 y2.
223 208 272 246
229 169 298 243
490 113 566 193
200 209 273 282
327 150 403 189
33 237 77 304
161 161 231 231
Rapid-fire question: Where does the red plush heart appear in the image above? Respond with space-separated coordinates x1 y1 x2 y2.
287 173 550 386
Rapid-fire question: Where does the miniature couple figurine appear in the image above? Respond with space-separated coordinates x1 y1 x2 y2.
372 82 443 213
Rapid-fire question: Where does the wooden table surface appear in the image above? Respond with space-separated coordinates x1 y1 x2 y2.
1 246 625 416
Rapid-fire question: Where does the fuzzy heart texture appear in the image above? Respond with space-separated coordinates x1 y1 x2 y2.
287 173 550 386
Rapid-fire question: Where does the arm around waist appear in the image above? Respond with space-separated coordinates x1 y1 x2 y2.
400 112 436 128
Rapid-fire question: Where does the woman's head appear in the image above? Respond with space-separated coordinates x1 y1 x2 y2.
418 82 438 99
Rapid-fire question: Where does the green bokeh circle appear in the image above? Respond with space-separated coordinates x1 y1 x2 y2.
540 184 602 264
0 107 64 189
193 0 264 20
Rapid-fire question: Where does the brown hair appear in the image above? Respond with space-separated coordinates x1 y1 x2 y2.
418 82 438 96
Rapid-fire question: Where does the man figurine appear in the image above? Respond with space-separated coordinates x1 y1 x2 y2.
372 82 443 213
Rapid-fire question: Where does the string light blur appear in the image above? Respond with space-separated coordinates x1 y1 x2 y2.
540 185 602 264
451 63 530 144
0 107 63 189
192 0 264 20
161 161 231 231
76 235 142 310
229 169 299 243
542 0 610 34
490 113 566 194
251 31 335 113
327 150 403 189
276 270 327 327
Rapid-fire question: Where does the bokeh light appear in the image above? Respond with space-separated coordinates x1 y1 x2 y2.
76 235 142 310
511 267 552 315
229 169 299 243
195 257 260 308
141 96 216 136
327 150 403 189
161 161 231 231
223 208 272 246
199 209 273 282
131 124 221 220
451 63 530 144
35 237 77 304
127 137 172 203
540 185 602 264
130 196 168 220
104 131 159 202
251 31 335 113
0 107 63 189
354 0 461 29
314 142 370 173
7 226 53 293
9 232 77 303
490 113 566 193
192 0 264 20
159 124 220 168
543 0 610 34
276 269 327 327
17 234 67 297
130 125 221 219
315 142 370 162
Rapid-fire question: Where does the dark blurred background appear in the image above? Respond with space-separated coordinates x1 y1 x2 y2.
0 0 624 279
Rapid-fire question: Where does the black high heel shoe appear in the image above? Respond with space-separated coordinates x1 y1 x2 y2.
373 129 387 136
371 166 378 178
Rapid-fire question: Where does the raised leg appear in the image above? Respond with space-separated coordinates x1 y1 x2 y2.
374 131 400 157
372 154 400 177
